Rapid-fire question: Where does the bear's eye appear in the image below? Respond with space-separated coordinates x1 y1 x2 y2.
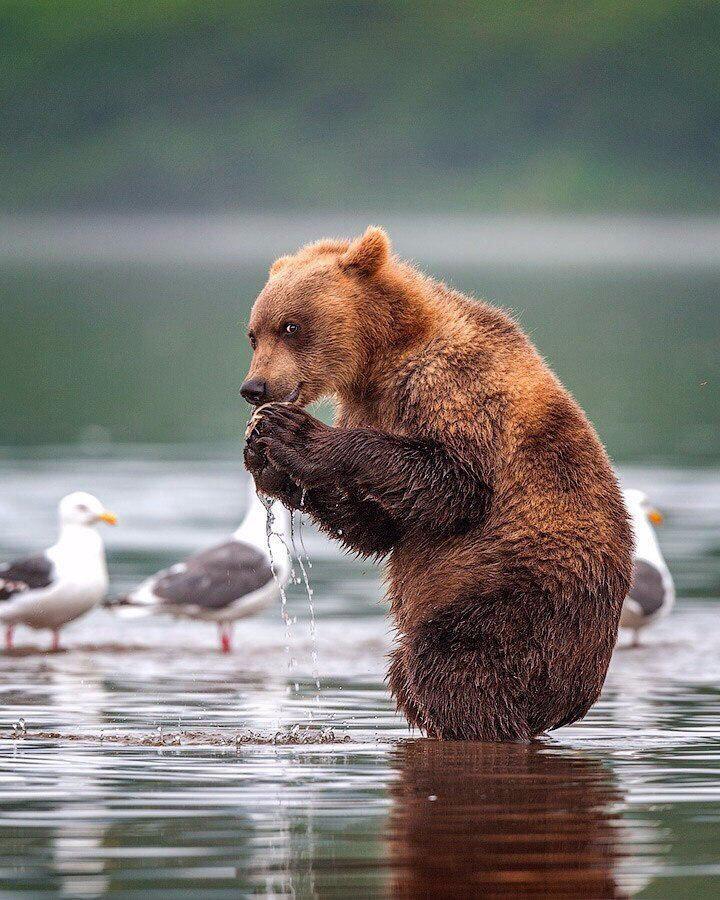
248 332 257 350
283 322 299 336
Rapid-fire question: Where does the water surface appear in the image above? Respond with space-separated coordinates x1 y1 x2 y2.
0 453 719 896
1 236 719 894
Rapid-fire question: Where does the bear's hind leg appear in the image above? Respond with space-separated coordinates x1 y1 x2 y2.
387 645 428 734
401 602 533 742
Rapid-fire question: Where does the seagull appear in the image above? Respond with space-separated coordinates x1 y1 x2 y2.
112 483 292 652
620 488 675 647
0 492 117 651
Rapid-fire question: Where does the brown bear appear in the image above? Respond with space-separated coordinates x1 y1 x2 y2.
242 226 633 741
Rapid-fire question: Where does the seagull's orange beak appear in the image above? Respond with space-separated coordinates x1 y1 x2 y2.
98 510 118 526
648 508 663 525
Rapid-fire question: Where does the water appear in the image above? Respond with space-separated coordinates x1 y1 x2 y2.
1 254 718 463
0 237 719 894
0 451 718 895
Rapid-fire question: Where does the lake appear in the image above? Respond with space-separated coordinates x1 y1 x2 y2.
0 225 719 895
0 454 719 895
1 215 718 463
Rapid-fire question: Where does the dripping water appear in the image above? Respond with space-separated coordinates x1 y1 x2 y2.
260 489 322 715
291 510 321 707
259 492 296 692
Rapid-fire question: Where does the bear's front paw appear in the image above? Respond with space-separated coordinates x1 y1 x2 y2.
244 403 330 489
249 462 302 506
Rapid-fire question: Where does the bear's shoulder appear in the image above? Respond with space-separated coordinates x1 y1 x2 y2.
389 331 505 446
399 290 518 382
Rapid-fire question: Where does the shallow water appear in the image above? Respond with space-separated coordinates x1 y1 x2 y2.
0 452 719 895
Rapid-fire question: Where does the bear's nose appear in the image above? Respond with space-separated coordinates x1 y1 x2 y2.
240 378 269 405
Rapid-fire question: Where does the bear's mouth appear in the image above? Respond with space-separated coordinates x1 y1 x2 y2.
284 383 302 404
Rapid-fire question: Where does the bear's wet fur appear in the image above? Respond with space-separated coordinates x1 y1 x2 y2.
243 227 633 741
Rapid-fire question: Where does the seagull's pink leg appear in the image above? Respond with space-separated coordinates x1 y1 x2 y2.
4 626 13 651
219 624 232 654
51 629 60 652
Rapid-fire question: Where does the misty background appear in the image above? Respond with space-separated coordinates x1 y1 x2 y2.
1 1 718 463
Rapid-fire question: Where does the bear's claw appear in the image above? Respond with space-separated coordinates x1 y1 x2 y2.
245 403 328 489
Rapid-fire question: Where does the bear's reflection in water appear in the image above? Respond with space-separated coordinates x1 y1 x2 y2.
388 741 627 898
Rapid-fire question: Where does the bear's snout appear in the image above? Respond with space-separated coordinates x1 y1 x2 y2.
240 378 268 405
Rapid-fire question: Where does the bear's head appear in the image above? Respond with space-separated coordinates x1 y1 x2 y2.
241 226 393 407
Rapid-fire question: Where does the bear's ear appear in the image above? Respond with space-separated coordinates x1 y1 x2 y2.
339 226 390 277
269 254 293 277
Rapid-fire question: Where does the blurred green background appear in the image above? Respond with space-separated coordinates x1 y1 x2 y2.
0 1 718 460
2 1 718 212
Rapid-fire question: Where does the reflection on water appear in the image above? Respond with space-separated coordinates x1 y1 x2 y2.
389 741 631 898
0 452 718 894
49 665 109 897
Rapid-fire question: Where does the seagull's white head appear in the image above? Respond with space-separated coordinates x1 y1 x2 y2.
58 492 118 527
623 488 663 525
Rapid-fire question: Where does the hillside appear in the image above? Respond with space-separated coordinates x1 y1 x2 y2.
2 1 718 212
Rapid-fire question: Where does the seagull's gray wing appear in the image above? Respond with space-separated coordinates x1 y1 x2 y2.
0 553 54 601
152 541 274 611
628 559 666 616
